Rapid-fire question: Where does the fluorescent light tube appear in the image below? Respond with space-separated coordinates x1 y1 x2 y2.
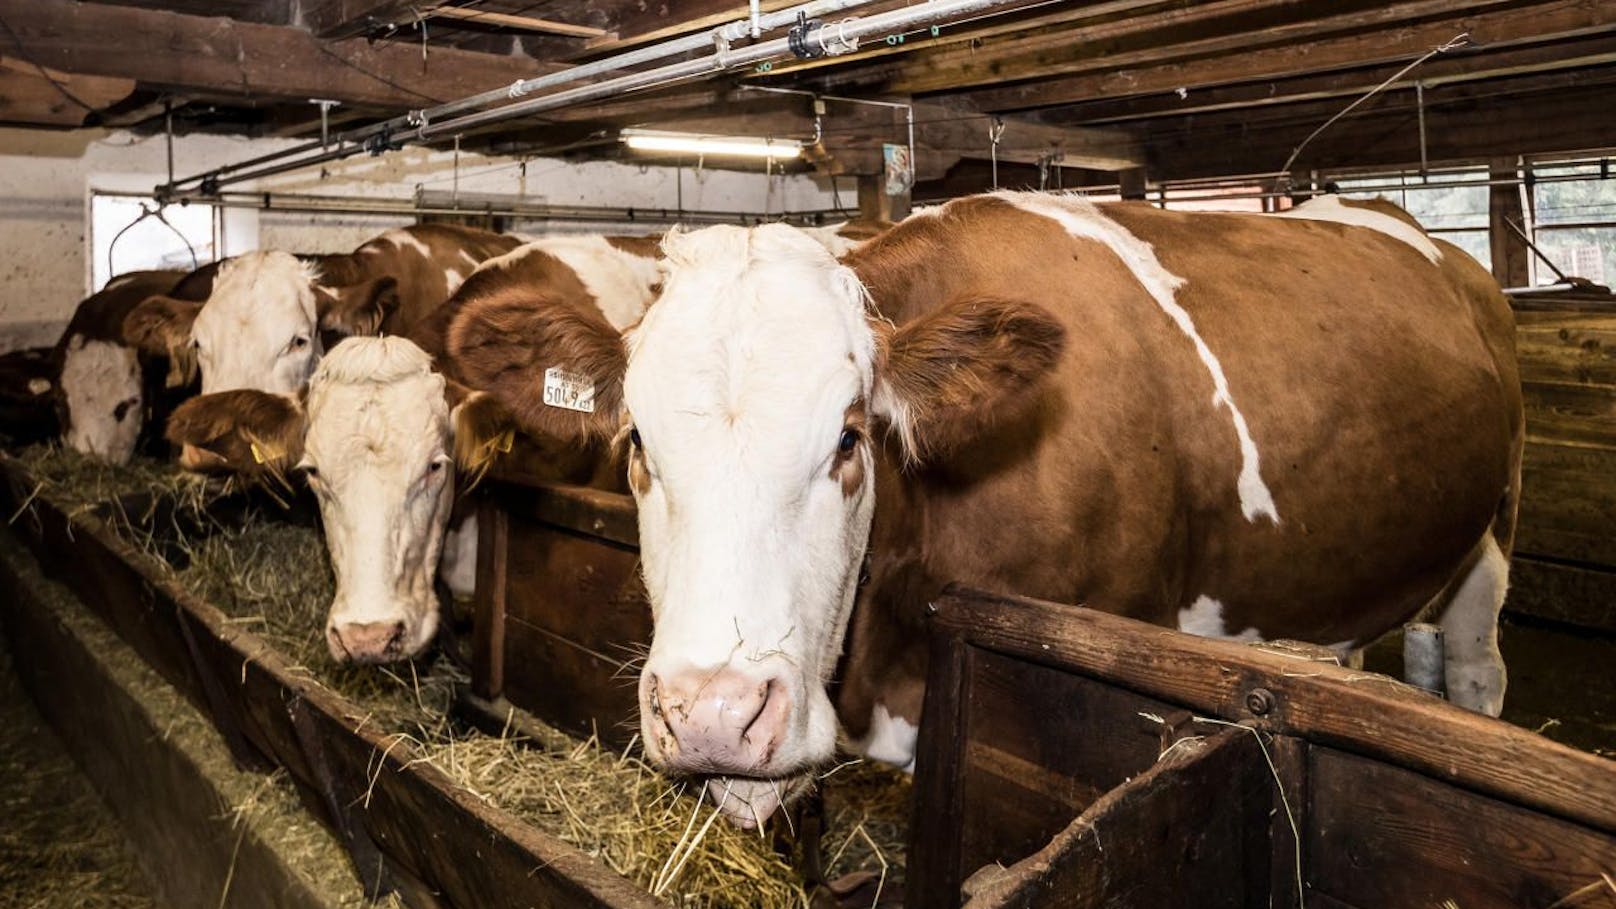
621 129 802 159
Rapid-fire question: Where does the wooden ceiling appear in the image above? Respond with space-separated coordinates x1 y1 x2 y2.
1 0 1613 190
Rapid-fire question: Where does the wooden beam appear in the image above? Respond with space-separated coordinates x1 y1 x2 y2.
1043 33 1616 125
958 0 1616 112
1136 68 1616 181
3 0 564 110
426 7 606 40
1489 158 1531 287
297 0 423 38
0 56 135 127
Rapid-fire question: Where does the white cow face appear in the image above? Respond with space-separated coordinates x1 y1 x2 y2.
299 338 456 663
191 252 323 395
446 222 1064 827
58 334 143 463
123 251 398 401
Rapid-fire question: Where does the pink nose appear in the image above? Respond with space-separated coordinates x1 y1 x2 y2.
329 620 406 663
645 668 790 774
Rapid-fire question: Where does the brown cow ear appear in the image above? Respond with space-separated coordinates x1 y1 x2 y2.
446 288 625 445
450 390 518 488
318 277 399 337
165 390 307 484
123 295 201 356
871 297 1065 461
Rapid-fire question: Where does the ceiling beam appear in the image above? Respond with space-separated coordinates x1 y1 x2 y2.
297 0 424 39
3 0 565 110
425 7 606 39
1042 33 1616 125
1138 67 1616 181
957 0 1616 112
0 56 135 127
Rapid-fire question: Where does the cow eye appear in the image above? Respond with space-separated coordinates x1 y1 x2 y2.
113 396 139 422
629 427 642 449
287 335 310 353
428 460 445 473
838 427 860 454
299 464 319 480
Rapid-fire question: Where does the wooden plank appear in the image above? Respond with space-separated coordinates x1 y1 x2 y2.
1522 381 1616 448
908 628 972 909
1491 159 1531 288
1517 441 1616 567
957 648 1182 880
498 517 650 746
1307 746 1616 909
489 475 639 547
0 56 135 126
470 494 508 700
928 588 1616 836
1515 311 1616 388
4 0 565 109
964 728 1273 909
959 0 1616 112
298 0 424 38
428 6 606 39
1508 556 1616 633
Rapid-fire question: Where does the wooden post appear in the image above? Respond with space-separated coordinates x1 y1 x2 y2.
1119 166 1149 200
1489 158 1531 287
857 173 911 223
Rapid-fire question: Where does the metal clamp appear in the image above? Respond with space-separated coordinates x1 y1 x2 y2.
788 12 825 59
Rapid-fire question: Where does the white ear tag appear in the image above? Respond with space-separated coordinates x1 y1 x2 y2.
543 366 596 413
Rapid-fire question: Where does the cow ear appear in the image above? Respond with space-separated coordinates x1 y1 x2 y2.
871 297 1065 461
449 389 518 488
123 295 200 356
318 277 399 337
165 390 307 482
447 289 625 445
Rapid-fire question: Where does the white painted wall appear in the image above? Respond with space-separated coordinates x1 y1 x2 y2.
0 127 842 353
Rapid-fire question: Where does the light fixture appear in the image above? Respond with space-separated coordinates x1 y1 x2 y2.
620 128 803 160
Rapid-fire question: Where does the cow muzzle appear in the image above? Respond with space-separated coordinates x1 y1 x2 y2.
644 667 792 778
328 618 410 664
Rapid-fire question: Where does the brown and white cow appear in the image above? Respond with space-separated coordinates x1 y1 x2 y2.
450 193 1522 827
165 233 663 663
52 266 221 463
122 224 520 401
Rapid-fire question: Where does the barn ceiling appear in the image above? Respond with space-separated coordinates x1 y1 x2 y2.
1 0 1613 190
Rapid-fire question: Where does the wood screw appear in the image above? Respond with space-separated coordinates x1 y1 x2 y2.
1245 688 1275 716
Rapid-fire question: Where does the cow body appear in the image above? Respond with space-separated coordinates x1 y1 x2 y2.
452 194 1521 827
54 266 220 462
836 194 1522 764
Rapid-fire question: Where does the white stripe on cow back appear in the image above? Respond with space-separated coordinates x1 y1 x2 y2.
992 191 1281 523
521 236 661 331
1276 195 1442 263
379 228 435 259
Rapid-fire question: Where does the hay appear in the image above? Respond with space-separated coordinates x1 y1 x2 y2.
9 443 228 520
14 446 911 906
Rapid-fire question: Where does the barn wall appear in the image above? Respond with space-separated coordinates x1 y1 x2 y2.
0 127 840 353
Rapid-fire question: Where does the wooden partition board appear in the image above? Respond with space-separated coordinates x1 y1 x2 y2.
917 587 1616 909
0 457 660 909
475 477 651 747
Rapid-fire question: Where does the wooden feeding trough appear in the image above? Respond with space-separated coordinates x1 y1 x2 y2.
0 455 661 909
909 587 1616 909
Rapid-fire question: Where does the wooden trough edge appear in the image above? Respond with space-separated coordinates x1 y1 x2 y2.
925 584 1616 837
0 456 661 909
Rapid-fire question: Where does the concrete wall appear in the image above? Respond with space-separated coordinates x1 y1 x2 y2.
0 127 841 353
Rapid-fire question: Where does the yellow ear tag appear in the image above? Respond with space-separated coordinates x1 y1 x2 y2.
250 442 266 465
496 430 514 454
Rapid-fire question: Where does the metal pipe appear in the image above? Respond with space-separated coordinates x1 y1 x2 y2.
160 0 877 195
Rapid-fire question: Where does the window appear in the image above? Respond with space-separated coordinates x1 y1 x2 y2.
1530 160 1616 285
1334 170 1491 271
90 194 219 292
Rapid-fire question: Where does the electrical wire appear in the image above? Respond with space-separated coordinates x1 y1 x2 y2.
312 42 445 105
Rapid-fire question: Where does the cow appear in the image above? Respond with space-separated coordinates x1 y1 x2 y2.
121 224 521 404
448 192 1523 828
164 233 664 663
0 346 58 449
51 266 221 463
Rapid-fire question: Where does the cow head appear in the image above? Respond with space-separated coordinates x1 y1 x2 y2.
449 223 1064 826
124 251 398 397
57 333 143 463
166 337 503 664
